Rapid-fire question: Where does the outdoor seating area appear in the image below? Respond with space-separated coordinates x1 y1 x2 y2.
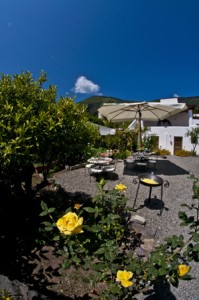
125 152 158 171
55 155 199 212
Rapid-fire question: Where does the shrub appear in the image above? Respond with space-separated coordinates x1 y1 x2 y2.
175 149 192 157
115 150 131 159
155 148 170 156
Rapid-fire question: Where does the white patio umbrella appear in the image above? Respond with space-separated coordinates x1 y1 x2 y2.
98 102 187 143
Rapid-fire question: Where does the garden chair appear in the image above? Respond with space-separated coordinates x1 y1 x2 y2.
102 159 118 179
134 156 148 171
126 158 135 170
148 154 157 170
85 163 94 176
89 166 103 182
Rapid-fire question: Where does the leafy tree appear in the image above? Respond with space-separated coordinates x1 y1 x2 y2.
0 71 56 194
186 127 199 155
53 97 100 166
0 71 99 196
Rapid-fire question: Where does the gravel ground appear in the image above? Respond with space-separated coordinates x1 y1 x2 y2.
54 155 199 300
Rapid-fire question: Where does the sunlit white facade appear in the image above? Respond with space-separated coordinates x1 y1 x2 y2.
142 98 199 155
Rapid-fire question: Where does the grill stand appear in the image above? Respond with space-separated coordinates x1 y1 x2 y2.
133 174 169 215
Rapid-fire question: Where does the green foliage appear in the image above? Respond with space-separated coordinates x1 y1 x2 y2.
0 71 56 192
40 181 130 265
175 149 192 157
53 98 100 166
82 145 106 161
142 134 159 152
186 127 199 154
102 129 137 154
115 150 131 159
39 175 199 299
155 148 171 156
0 71 99 195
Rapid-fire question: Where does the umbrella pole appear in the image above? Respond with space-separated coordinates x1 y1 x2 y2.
139 111 142 145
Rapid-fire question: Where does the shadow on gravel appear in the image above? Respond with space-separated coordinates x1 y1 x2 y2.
142 279 177 300
123 159 190 176
133 196 168 216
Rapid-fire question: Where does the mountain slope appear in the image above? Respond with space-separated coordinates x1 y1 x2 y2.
80 95 135 116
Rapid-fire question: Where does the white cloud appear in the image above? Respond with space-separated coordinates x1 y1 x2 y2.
173 93 180 97
73 76 101 94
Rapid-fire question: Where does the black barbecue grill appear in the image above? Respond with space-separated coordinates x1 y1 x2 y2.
133 173 169 215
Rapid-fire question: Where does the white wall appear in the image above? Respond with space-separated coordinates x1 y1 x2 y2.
144 111 189 127
143 108 199 155
146 126 199 155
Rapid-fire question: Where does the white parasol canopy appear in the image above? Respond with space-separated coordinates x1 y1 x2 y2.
98 101 187 142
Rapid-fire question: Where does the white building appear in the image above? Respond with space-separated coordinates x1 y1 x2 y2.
140 98 199 155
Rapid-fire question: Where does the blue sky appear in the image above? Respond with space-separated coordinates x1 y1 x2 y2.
1 0 199 102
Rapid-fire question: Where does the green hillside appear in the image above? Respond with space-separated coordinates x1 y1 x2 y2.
79 95 199 116
80 95 135 116
178 96 199 112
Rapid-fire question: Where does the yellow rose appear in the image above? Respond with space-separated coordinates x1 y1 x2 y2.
56 212 83 235
177 264 190 277
115 183 127 192
74 203 82 210
116 270 133 287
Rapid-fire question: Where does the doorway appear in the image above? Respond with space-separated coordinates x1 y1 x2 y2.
174 136 183 154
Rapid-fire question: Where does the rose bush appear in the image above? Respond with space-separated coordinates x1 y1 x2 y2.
39 174 199 299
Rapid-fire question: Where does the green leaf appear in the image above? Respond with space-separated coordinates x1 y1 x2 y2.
41 221 52 226
191 232 199 242
83 207 96 213
41 200 48 211
81 277 91 284
169 276 179 288
95 247 105 255
180 222 188 227
39 211 48 216
158 267 168 276
61 260 71 269
106 240 115 247
71 255 81 264
91 262 107 271
48 207 56 213
105 251 114 261
193 243 199 252
45 226 53 231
